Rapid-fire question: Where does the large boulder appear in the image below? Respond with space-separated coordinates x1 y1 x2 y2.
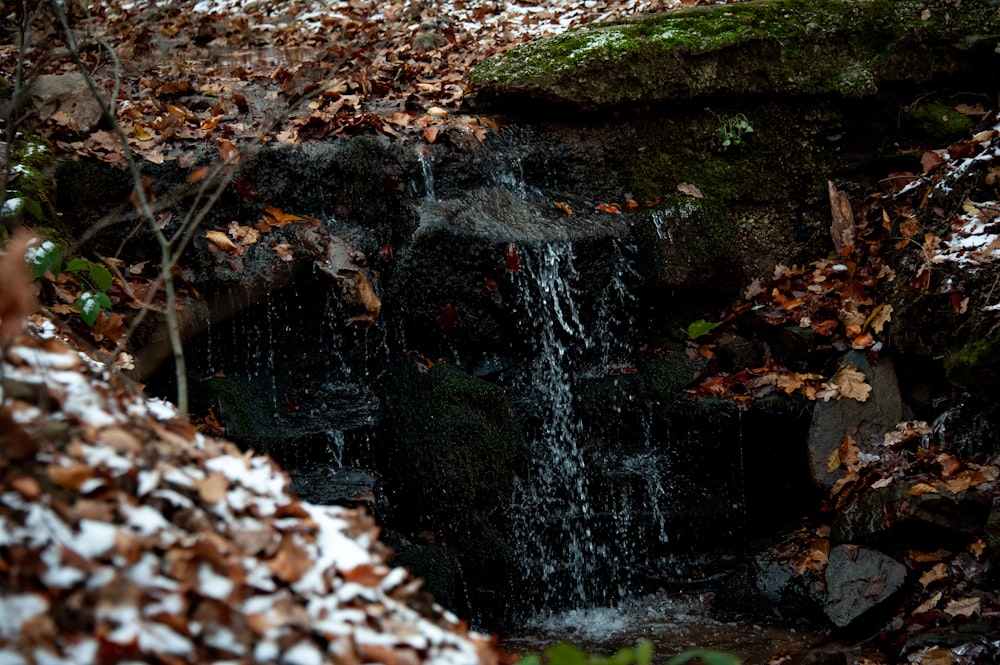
807 351 908 489
469 0 1000 110
823 544 907 629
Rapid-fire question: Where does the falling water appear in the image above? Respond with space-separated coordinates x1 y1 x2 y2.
507 237 653 614
510 242 597 610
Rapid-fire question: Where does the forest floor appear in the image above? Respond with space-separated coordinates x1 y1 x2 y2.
1 0 741 163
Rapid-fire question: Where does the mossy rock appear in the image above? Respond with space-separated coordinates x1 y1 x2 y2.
390 363 525 528
905 102 977 142
470 0 1000 109
3 136 58 231
944 331 1000 397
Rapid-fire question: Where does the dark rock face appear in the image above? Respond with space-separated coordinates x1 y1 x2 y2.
823 544 906 628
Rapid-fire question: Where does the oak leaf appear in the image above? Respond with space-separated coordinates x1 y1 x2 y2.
832 365 871 402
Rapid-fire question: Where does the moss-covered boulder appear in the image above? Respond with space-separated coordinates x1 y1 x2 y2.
380 362 526 625
470 0 1000 110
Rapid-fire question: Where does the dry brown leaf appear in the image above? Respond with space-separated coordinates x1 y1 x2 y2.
0 229 38 343
272 242 294 262
909 548 951 563
206 230 237 252
554 201 574 215
866 303 893 333
943 596 980 617
268 534 312 583
828 181 855 255
833 365 871 402
197 472 229 504
47 463 94 490
677 182 703 198
908 482 939 496
919 563 948 587
911 592 942 616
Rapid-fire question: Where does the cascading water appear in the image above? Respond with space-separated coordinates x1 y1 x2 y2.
506 236 658 615
509 242 598 610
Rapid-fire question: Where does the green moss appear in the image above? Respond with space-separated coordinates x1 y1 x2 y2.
944 332 1000 395
4 135 57 227
406 364 524 512
470 0 999 108
906 103 976 142
640 350 700 402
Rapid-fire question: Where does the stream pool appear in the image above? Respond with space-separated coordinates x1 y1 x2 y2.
499 591 837 665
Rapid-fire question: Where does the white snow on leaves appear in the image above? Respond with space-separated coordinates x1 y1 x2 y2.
0 331 499 664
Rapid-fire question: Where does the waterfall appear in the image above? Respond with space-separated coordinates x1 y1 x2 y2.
510 243 596 611
508 237 652 615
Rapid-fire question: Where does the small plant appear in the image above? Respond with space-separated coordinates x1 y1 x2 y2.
518 641 739 665
25 239 115 327
715 113 754 150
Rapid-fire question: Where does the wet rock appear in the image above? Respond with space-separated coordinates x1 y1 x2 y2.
289 466 378 510
713 547 826 624
833 483 994 546
807 351 908 489
823 544 906 629
30 73 108 134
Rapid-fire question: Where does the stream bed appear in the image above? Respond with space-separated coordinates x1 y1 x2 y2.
499 591 832 665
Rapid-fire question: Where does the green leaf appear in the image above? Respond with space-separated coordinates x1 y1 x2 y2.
27 240 62 279
65 257 90 272
686 319 722 339
544 643 588 665
75 291 111 327
76 292 102 327
634 640 653 665
666 649 741 665
518 655 542 665
89 262 113 293
66 258 114 293
23 197 44 222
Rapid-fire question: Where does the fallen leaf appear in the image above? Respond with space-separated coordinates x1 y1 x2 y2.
47 463 93 490
908 482 939 496
206 230 238 252
272 242 294 261
921 150 945 174
911 593 942 616
268 534 311 583
828 181 855 255
826 365 871 402
596 204 620 214
218 138 239 164
919 563 948 587
504 243 520 272
866 303 893 333
677 182 703 198
423 126 439 143
0 229 38 343
263 206 303 225
554 201 574 215
196 472 229 504
943 596 980 617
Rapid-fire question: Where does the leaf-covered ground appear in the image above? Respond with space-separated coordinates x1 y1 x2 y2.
1 0 741 164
